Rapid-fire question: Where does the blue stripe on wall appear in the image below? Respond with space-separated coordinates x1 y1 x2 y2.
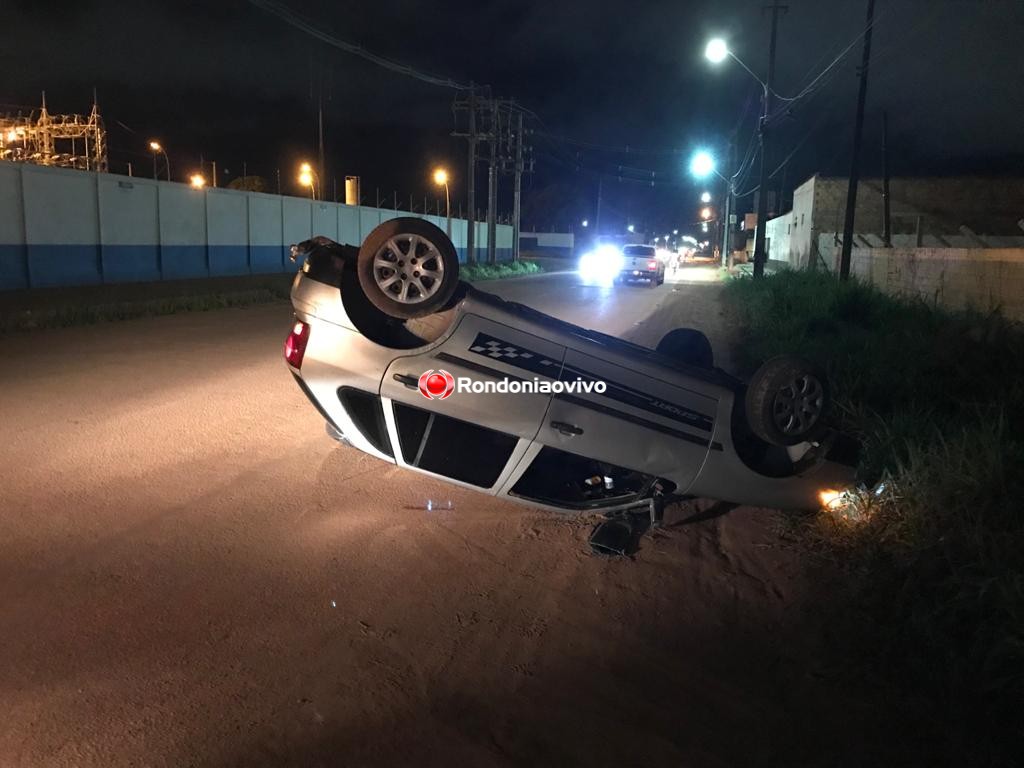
0 244 28 291
0 243 518 290
209 245 249 276
27 244 101 287
250 245 287 273
102 245 161 283
161 245 208 280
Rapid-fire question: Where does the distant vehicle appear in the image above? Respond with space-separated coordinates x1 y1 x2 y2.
617 244 665 286
284 218 856 515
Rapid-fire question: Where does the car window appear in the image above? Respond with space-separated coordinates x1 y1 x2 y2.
623 245 655 257
338 387 393 457
393 403 517 488
510 445 656 509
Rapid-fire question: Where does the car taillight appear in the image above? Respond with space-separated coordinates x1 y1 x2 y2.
647 260 658 270
284 320 310 368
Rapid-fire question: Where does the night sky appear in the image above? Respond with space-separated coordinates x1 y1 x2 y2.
3 0 1022 235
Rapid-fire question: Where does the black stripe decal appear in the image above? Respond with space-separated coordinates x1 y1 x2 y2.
560 364 714 433
434 352 525 382
554 393 716 449
439 353 723 452
465 333 717 437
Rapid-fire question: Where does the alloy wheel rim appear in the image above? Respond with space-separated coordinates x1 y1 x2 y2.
772 373 824 435
372 234 445 304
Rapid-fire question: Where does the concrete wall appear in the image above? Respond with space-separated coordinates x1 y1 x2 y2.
0 161 514 290
851 246 1024 321
763 213 791 266
810 175 1024 237
520 230 575 257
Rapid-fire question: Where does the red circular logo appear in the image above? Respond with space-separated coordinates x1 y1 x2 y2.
418 369 455 400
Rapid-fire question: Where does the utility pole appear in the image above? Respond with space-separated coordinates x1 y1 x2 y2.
881 109 891 247
486 101 498 264
452 87 480 264
839 0 877 279
722 139 736 266
596 176 604 234
512 108 524 260
752 1 787 278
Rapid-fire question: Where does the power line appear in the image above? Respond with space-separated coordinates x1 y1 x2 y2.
247 0 473 90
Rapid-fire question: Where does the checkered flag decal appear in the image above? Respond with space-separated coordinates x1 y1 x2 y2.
468 333 559 372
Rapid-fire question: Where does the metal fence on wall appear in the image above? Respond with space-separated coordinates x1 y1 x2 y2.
0 161 514 290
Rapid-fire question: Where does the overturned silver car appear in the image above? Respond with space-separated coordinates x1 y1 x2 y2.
285 218 856 514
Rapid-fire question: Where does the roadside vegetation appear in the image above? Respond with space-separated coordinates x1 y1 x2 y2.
461 259 543 282
0 275 293 334
723 269 1024 765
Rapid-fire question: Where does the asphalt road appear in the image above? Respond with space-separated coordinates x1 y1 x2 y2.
0 270 886 767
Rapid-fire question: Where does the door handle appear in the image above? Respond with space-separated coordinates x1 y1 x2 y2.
393 373 420 389
551 420 584 436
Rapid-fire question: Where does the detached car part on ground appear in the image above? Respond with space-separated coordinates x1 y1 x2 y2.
285 218 856 514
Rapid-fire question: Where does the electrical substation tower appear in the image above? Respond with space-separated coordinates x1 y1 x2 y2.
0 92 108 172
452 89 534 264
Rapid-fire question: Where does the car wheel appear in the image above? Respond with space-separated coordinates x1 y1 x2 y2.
357 217 460 319
745 355 829 446
655 328 714 368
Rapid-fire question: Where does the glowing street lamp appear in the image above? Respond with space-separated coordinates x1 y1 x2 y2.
581 219 589 227
189 173 206 189
432 167 451 236
148 140 170 181
700 207 713 220
298 161 319 200
704 38 729 64
689 150 716 180
700 191 712 203
627 224 635 233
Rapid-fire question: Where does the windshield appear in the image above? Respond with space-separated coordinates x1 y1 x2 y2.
623 245 656 257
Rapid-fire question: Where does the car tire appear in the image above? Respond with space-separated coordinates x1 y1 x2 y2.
745 355 829 446
357 217 460 319
655 328 714 369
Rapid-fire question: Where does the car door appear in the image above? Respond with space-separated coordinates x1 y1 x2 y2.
519 346 719 500
379 312 565 493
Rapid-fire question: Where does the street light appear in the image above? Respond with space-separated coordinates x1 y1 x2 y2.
148 140 170 181
189 173 206 189
705 38 729 64
672 229 679 235
701 207 713 220
700 191 712 203
689 150 716 180
298 161 319 200
627 224 635 233
581 219 589 227
704 32 778 277
432 167 451 237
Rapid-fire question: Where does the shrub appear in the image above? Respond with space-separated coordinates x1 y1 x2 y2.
724 270 1024 762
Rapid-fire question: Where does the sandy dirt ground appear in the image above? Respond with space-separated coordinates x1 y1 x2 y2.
0 271 891 767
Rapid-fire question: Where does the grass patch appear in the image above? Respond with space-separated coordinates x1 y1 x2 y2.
0 275 293 334
723 269 1024 763
461 259 543 282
